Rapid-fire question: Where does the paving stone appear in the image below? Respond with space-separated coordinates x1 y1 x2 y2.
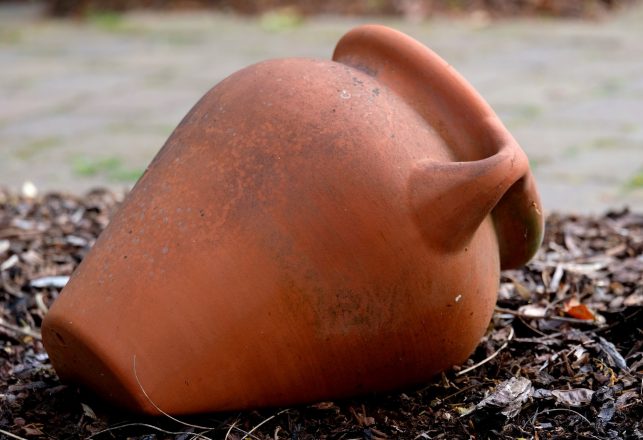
1 3 641 213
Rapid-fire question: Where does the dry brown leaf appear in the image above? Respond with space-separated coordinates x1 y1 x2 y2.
551 388 594 407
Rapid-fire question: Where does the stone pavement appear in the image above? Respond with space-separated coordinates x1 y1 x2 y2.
1 3 642 214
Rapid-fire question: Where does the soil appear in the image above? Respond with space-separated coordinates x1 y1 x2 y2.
0 188 641 439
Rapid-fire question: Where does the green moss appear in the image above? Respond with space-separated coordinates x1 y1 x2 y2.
15 137 61 160
595 77 625 97
506 104 543 127
0 29 22 45
87 11 125 32
365 0 387 12
528 156 549 170
592 137 619 149
72 155 143 182
446 0 466 10
563 144 581 158
517 104 542 120
621 123 637 134
163 32 204 46
108 166 145 182
625 170 643 189
260 8 303 32
107 121 175 135
142 69 176 86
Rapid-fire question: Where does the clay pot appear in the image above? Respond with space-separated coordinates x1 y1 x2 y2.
42 25 543 415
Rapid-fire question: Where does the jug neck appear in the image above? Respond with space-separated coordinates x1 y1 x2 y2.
334 25 543 268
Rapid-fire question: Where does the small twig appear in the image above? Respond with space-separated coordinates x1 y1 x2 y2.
87 422 213 439
132 355 214 431
536 408 592 426
518 315 548 337
561 350 575 377
456 327 514 376
513 325 599 344
224 420 238 440
440 383 480 402
494 307 601 326
543 295 567 316
514 329 565 342
0 319 42 340
220 415 262 440
596 308 641 334
35 292 49 315
245 409 288 438
228 425 259 440
0 428 29 440
549 315 601 325
494 307 533 317
0 229 43 240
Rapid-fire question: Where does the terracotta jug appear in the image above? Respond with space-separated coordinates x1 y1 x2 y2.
42 25 543 415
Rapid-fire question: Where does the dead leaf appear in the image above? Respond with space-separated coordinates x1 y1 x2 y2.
0 254 19 271
507 276 532 300
476 377 533 418
597 399 616 427
533 388 553 399
518 304 547 318
350 405 375 427
22 424 45 436
551 388 594 407
598 337 628 371
311 401 337 410
562 262 608 276
455 404 476 416
563 298 595 320
30 276 70 289
570 346 589 368
81 402 97 420
549 264 564 292
624 292 643 307
616 390 639 409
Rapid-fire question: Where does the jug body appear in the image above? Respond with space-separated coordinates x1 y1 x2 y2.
43 25 543 414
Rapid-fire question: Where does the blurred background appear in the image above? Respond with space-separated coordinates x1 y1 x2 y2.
1 0 642 214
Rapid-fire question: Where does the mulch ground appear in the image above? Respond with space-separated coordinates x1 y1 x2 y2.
0 188 641 439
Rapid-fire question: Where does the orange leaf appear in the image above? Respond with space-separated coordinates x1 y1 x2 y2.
563 299 595 320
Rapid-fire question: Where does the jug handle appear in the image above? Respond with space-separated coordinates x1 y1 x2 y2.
333 25 543 269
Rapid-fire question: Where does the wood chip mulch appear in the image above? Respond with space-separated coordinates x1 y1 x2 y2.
0 188 641 439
